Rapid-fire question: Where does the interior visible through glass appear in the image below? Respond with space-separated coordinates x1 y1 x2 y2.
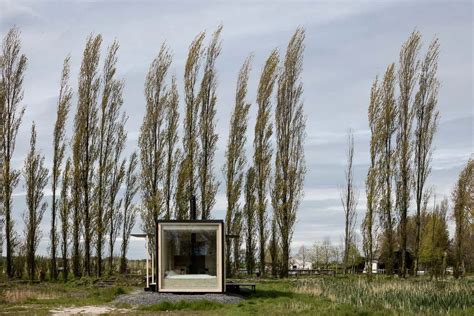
161 225 219 290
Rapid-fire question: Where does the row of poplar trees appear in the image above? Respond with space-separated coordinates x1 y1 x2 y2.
0 25 306 280
359 31 473 278
138 25 307 278
0 27 140 280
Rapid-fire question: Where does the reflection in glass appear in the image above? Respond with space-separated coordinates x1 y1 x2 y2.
160 225 221 291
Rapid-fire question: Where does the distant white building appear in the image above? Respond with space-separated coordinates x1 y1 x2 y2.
289 257 312 270
0 215 3 259
363 260 379 274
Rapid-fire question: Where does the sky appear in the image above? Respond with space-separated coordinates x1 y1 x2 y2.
0 0 472 259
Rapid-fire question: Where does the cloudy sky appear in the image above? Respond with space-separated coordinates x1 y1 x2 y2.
0 0 472 259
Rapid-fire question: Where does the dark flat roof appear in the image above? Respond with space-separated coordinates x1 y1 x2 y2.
130 233 154 238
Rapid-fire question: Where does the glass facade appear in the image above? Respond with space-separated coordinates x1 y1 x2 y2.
158 222 223 292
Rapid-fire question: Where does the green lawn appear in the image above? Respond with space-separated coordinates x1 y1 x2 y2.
1 276 473 315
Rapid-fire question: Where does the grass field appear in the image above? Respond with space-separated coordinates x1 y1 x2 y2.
0 276 473 315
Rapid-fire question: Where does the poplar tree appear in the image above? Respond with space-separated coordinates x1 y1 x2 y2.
273 28 306 277
139 44 171 234
96 42 128 275
71 130 82 277
107 123 126 274
1 27 27 278
254 49 279 276
96 41 123 276
396 31 420 277
244 167 257 275
23 123 49 281
163 77 180 220
175 159 191 220
120 152 139 274
224 56 252 276
181 32 205 217
413 38 440 275
269 215 279 277
377 64 397 275
59 159 72 281
362 78 381 278
199 25 222 220
341 131 357 274
73 34 101 276
50 56 72 280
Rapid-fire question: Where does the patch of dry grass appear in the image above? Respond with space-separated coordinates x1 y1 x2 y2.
1 287 66 304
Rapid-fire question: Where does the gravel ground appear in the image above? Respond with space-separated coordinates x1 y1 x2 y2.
114 289 244 306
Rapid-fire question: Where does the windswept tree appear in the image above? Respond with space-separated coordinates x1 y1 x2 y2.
273 28 306 277
396 31 420 277
50 56 72 280
413 38 440 275
223 56 252 277
452 159 473 278
243 167 257 275
181 32 205 217
120 152 139 274
95 41 125 276
341 130 358 274
1 27 27 278
94 42 128 275
377 64 397 275
362 78 381 278
199 25 222 220
72 34 102 276
59 159 72 281
175 158 191 220
71 131 82 277
23 123 49 281
163 77 180 220
107 123 126 274
139 44 172 235
254 49 279 276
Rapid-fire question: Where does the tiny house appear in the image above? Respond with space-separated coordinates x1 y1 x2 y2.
156 220 225 293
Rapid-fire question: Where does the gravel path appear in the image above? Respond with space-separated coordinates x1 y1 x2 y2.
114 289 244 306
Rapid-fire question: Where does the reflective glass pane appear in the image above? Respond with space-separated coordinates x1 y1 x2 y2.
160 224 221 291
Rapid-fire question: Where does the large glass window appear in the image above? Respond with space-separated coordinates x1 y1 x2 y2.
158 223 223 292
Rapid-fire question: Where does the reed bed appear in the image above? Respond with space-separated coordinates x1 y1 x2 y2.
296 277 474 314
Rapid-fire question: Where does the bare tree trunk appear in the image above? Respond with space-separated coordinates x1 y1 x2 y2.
244 168 257 275
60 159 71 281
341 131 357 275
